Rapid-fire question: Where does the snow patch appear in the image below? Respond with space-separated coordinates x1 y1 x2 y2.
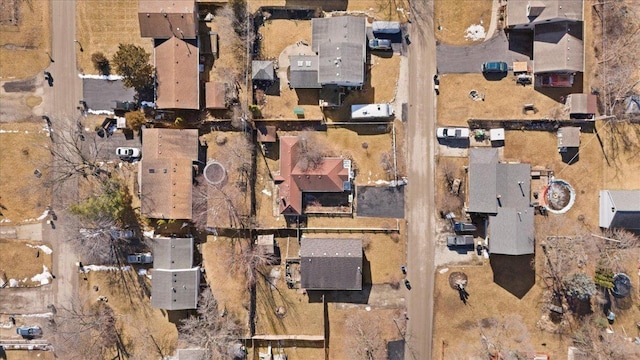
78 74 123 80
0 129 19 134
31 265 53 285
21 312 54 318
262 189 272 197
26 244 53 255
465 24 486 41
137 269 147 276
87 109 114 115
439 268 449 274
82 265 131 272
143 230 155 238
9 279 19 287
36 210 49 221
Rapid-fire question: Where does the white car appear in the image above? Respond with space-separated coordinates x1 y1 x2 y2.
436 127 470 139
116 147 141 159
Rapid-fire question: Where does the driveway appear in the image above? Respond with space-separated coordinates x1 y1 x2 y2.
436 31 532 74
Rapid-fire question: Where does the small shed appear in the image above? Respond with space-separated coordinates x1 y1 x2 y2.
257 234 275 255
372 21 401 34
252 60 275 81
490 128 505 141
257 125 277 143
557 127 580 152
512 61 528 74
205 82 228 110
568 94 596 119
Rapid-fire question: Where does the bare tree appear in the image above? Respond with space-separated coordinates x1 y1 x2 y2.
475 315 534 360
296 131 329 172
179 288 244 359
54 294 122 359
572 315 640 359
225 238 275 288
345 316 387 360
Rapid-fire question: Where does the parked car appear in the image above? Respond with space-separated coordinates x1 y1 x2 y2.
110 229 135 240
369 38 392 50
401 265 407 275
433 74 440 95
404 279 412 290
127 253 153 264
447 234 475 247
481 61 508 74
436 127 470 139
16 326 42 338
453 222 477 233
116 147 141 159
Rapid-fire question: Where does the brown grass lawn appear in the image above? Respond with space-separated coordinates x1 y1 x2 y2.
258 19 312 59
0 122 52 222
247 0 411 22
0 0 51 79
434 0 494 46
83 269 179 358
599 121 640 189
0 240 53 286
504 129 604 230
437 74 565 126
76 0 153 75
201 235 250 334
4 351 54 360
435 156 468 219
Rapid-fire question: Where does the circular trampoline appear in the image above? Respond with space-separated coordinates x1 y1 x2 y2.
204 161 227 185
543 179 576 214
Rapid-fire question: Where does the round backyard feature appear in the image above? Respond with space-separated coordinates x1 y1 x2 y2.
543 179 575 214
204 161 227 185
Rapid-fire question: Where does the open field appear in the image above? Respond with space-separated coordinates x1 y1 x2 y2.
0 0 51 79
0 122 52 223
201 235 250 334
437 74 565 126
434 0 494 46
80 269 179 358
76 0 153 75
0 240 53 286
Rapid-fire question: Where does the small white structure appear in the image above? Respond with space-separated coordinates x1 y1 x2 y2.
372 21 401 34
351 103 394 119
490 128 505 141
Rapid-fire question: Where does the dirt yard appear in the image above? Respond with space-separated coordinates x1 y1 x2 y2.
0 0 51 79
81 269 179 358
75 0 153 75
437 74 566 126
0 240 53 287
434 0 494 46
0 122 52 223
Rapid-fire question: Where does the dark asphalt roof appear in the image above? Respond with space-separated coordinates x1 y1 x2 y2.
300 238 362 290
153 237 194 269
82 78 135 111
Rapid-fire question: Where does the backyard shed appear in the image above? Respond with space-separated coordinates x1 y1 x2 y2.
205 82 228 110
490 128 505 141
567 93 596 119
372 21 401 34
252 60 275 81
557 127 580 152
257 125 277 143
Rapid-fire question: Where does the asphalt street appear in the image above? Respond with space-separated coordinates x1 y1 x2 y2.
405 1 437 359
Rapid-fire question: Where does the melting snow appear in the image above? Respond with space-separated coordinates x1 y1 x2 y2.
465 24 486 41
21 312 54 318
81 265 131 272
262 189 272 197
26 244 53 254
78 74 123 80
36 210 49 221
31 265 53 285
9 279 19 287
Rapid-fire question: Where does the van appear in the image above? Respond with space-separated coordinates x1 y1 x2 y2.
369 38 392 50
482 61 508 74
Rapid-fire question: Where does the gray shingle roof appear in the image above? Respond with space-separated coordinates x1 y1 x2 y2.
468 148 499 213
507 0 583 27
151 268 200 310
289 55 321 89
534 21 584 74
82 79 135 111
312 16 366 86
599 190 640 229
252 60 274 81
300 238 363 290
558 127 580 148
153 237 194 269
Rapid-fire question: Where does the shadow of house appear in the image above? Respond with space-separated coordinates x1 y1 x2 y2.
490 254 535 299
557 127 580 164
599 190 640 230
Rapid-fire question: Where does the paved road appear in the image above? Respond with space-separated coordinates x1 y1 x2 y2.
405 1 437 359
436 31 532 73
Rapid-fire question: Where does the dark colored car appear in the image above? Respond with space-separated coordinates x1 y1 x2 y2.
481 61 508 74
404 279 412 290
17 326 42 338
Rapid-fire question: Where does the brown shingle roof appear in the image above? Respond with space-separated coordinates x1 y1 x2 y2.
275 136 350 215
257 125 277 143
140 128 199 219
205 82 227 109
155 37 200 110
138 0 197 39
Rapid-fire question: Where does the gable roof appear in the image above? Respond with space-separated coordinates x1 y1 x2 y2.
153 237 194 269
155 37 200 110
507 0 584 27
533 21 584 73
468 149 534 255
300 238 363 290
275 136 350 215
312 16 366 86
138 0 197 39
140 128 199 219
252 60 275 81
151 268 200 310
599 190 640 229
205 82 228 109
568 93 596 115
558 127 580 148
289 55 321 89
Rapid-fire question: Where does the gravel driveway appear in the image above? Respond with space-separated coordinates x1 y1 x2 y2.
436 31 533 74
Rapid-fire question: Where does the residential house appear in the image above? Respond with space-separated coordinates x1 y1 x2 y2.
151 236 200 310
138 0 197 39
599 190 640 230
300 238 363 291
274 136 352 216
155 36 200 110
139 128 199 220
506 0 584 87
289 16 366 89
468 148 534 255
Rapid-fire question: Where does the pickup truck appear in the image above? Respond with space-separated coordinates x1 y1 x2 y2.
447 235 475 247
453 222 477 233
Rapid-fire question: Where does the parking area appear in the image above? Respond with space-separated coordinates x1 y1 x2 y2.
356 186 405 218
